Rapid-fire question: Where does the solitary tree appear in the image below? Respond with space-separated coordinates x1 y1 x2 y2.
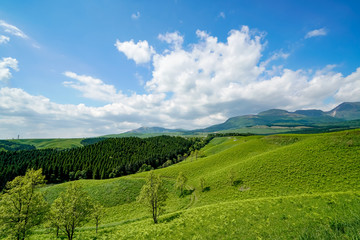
199 177 206 192
49 182 93 240
137 171 167 224
228 169 236 186
92 202 104 234
0 169 48 240
175 172 188 196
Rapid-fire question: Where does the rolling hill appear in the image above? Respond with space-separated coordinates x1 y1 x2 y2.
13 129 360 239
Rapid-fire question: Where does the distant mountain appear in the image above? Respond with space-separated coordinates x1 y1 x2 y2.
127 127 184 134
114 102 360 136
200 106 345 133
327 102 360 120
103 127 185 138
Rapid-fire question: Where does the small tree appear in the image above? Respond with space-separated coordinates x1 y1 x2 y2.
175 172 188 196
0 169 48 240
228 169 236 186
199 177 206 192
137 171 167 224
137 163 154 173
49 182 93 240
92 203 104 234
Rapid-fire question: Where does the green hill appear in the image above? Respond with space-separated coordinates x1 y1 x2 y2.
3 129 360 239
10 138 84 149
0 140 35 151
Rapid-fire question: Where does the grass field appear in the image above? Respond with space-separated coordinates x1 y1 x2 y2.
10 138 84 149
4 129 360 239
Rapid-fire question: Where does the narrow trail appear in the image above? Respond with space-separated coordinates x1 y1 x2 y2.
183 184 198 209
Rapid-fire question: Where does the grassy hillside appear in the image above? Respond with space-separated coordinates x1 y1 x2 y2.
11 138 84 149
6 129 360 239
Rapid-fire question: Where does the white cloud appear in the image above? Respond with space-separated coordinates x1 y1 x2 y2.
0 35 10 44
63 71 119 102
335 67 360 102
131 11 141 20
305 28 327 39
261 50 289 67
1 26 360 138
0 20 28 39
158 31 184 49
0 57 18 82
115 39 155 64
219 12 226 19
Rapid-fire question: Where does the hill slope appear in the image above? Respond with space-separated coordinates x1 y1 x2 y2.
17 129 360 239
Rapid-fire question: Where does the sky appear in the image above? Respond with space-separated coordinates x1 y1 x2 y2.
1 0 360 138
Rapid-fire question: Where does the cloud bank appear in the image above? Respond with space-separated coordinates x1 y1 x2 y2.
1 26 360 138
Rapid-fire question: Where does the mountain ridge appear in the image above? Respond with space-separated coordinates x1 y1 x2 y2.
120 102 360 136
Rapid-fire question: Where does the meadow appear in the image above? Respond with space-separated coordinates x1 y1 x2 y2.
2 129 360 239
11 138 84 149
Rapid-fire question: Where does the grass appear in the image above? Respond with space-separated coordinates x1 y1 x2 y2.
10 138 84 149
4 129 360 239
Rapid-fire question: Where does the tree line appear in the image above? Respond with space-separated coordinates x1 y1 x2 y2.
0 136 209 191
0 140 36 152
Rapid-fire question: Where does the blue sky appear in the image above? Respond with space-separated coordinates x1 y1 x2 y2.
0 0 360 138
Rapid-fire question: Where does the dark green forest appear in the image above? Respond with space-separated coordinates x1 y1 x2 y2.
0 140 36 152
0 136 209 190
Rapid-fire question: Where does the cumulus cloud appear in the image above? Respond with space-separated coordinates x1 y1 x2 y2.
2 25 360 138
335 67 360 102
0 57 18 82
63 72 119 102
0 20 28 39
305 28 327 39
131 11 140 20
158 31 184 49
0 35 10 44
115 39 155 64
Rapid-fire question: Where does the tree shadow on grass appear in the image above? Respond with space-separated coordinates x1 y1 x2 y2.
159 212 182 223
202 186 211 192
232 179 243 186
180 189 195 197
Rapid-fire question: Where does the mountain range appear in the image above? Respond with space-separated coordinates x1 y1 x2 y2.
118 102 360 136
